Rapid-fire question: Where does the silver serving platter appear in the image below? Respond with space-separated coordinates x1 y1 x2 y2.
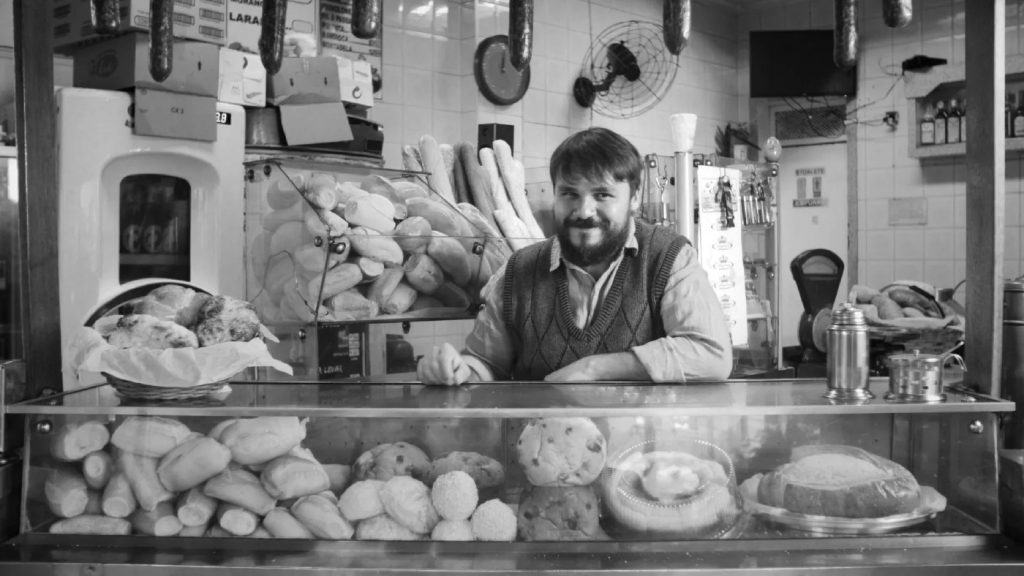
739 477 946 535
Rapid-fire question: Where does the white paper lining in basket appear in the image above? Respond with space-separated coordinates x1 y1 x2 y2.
67 325 293 388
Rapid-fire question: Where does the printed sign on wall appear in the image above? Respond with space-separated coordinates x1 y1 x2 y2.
793 166 827 208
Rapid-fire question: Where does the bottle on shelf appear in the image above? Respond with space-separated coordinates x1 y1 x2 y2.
1014 91 1024 139
959 97 967 143
920 102 935 146
1007 93 1015 138
934 100 948 145
947 98 961 144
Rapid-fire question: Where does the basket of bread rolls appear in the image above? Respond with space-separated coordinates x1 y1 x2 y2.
846 281 964 355
67 281 293 400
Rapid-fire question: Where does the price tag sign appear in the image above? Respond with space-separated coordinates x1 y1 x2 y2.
215 111 232 125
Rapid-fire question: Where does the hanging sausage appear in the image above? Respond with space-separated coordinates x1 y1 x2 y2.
91 0 121 35
663 0 691 56
834 0 858 70
149 0 174 82
882 0 912 29
352 0 381 40
509 0 533 71
259 0 288 75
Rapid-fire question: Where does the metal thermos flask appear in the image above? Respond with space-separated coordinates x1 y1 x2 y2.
825 303 873 400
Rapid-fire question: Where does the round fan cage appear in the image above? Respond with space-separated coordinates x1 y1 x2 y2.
576 20 678 119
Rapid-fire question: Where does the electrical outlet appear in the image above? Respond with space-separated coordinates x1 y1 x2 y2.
883 111 899 129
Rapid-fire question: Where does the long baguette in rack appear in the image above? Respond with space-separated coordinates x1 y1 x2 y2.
402 145 424 173
419 135 457 205
440 143 458 198
479 147 512 212
494 208 536 251
492 140 543 239
450 143 471 204
456 143 497 228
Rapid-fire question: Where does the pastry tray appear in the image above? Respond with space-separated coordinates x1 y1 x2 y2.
739 475 947 535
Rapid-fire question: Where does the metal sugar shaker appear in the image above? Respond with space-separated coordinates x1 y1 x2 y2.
825 303 873 401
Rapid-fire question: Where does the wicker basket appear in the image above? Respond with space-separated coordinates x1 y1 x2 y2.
104 373 227 401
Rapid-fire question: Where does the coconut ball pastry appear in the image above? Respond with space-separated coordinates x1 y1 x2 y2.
517 485 607 541
470 499 517 542
431 470 478 521
516 417 606 487
379 476 440 535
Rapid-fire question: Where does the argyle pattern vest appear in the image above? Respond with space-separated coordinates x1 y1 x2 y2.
502 220 688 380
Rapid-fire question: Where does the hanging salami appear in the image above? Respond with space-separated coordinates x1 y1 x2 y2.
663 0 691 56
833 0 858 70
149 0 174 82
352 0 381 40
882 0 912 29
91 0 121 35
259 0 288 75
509 0 534 71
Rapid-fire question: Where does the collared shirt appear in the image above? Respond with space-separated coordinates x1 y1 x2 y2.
461 220 733 382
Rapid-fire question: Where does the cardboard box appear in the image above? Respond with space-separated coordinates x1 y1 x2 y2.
226 0 318 56
218 47 266 106
73 33 220 97
277 102 352 146
342 59 373 108
53 0 228 49
134 88 218 141
268 56 371 108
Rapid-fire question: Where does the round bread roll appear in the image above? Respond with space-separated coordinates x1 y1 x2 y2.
517 485 606 541
431 519 474 541
195 295 261 346
470 499 517 542
431 471 478 521
355 514 423 541
516 417 606 487
337 480 385 521
379 476 439 535
353 442 431 482
426 451 505 489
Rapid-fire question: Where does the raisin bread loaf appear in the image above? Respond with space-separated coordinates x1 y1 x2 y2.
757 445 921 518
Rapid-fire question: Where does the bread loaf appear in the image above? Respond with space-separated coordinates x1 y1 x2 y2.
118 451 175 512
111 416 191 458
263 507 315 539
50 515 132 535
101 472 137 518
291 494 354 540
203 467 277 516
157 435 232 492
176 487 217 527
131 501 183 536
393 216 433 254
756 445 921 518
82 450 114 490
217 503 259 536
218 416 307 465
51 420 110 462
260 455 331 500
45 468 89 518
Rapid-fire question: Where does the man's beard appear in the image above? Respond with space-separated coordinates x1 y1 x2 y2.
557 216 632 268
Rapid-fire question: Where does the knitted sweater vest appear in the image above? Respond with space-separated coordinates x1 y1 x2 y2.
502 220 687 381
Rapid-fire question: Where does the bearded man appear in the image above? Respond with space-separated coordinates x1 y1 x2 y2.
417 127 732 384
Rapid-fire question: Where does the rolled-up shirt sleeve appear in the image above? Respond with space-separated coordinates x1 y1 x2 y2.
461 263 514 381
630 243 733 382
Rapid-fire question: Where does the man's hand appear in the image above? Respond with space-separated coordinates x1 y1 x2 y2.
417 343 473 386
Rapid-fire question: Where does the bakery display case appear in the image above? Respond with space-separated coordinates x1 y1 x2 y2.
2 378 1023 574
242 152 513 379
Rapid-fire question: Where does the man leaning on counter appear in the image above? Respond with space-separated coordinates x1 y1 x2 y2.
418 127 732 385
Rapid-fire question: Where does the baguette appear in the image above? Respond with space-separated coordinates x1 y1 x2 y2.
291 494 354 540
440 143 458 198
101 472 138 518
45 468 89 518
354 256 385 283
403 253 445 295
84 489 104 515
419 135 457 205
345 194 397 233
367 268 405 309
478 147 512 212
381 281 419 315
493 208 535 251
493 140 543 239
456 202 503 239
405 197 471 240
402 145 424 173
391 181 430 202
456 143 497 228
262 507 315 539
179 523 209 537
326 289 379 321
309 262 363 303
218 417 307 466
111 416 191 459
393 216 433 254
360 175 401 203
217 503 259 536
427 232 472 286
176 487 218 527
51 420 110 462
83 450 114 490
346 227 404 267
302 174 340 212
131 501 183 536
203 467 277 516
260 455 331 500
50 515 131 535
118 451 175 512
450 142 471 204
157 435 232 492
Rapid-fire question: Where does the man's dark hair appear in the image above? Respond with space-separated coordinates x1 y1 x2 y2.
549 127 643 195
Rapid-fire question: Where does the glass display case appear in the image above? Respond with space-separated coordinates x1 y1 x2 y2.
242 152 514 379
1 378 1022 574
